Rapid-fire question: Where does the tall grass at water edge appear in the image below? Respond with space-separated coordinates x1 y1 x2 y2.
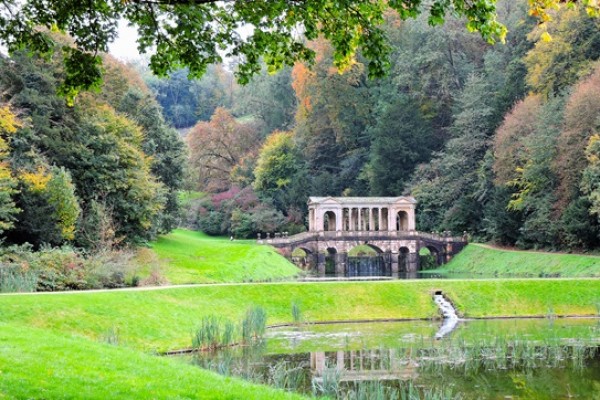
192 306 268 351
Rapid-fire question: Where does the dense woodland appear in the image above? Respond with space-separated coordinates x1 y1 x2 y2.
171 1 600 250
1 0 600 287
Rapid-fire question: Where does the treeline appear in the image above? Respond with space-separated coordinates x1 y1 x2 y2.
0 35 186 290
180 1 600 250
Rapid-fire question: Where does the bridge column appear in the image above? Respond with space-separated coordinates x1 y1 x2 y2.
317 253 326 276
336 252 347 275
407 252 419 272
335 209 343 231
391 252 399 275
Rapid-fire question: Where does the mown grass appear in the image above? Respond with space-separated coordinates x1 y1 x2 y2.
148 229 300 284
436 243 600 277
1 279 599 352
0 322 304 400
1 279 599 398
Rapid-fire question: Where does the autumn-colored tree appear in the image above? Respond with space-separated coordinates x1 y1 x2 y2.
493 95 543 185
524 6 600 96
187 108 261 192
14 165 81 246
554 64 600 211
0 106 20 235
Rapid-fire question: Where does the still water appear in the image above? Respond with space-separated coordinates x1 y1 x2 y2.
184 318 600 399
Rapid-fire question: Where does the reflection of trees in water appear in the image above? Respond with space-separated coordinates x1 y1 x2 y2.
190 333 600 399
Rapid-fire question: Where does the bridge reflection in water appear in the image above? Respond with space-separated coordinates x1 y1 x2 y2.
310 349 418 382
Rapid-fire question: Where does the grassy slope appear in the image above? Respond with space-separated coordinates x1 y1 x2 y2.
2 280 599 352
149 229 300 284
0 323 303 400
438 244 600 277
1 279 599 398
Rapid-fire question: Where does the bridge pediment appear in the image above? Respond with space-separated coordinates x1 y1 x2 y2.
392 196 417 205
308 196 340 206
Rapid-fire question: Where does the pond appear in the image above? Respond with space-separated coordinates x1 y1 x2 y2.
299 270 502 281
181 318 600 399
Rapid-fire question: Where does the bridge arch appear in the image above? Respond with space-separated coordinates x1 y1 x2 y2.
396 211 409 231
420 245 443 268
324 247 337 274
324 211 336 231
398 247 410 272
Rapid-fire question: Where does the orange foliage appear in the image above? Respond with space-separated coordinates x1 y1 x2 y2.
291 62 315 118
554 63 600 209
493 95 543 185
186 108 261 192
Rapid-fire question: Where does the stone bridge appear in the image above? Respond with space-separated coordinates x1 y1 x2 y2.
257 196 467 276
258 230 468 275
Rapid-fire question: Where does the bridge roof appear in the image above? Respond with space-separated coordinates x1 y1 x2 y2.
308 196 416 205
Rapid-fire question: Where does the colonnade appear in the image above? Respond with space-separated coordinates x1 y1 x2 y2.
307 197 416 233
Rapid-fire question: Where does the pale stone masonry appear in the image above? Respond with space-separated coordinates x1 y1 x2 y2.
259 196 467 276
307 196 417 233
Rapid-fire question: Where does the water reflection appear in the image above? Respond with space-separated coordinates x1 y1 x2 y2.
311 349 418 381
185 318 600 399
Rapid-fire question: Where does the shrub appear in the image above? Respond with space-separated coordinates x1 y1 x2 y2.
0 263 37 293
0 244 140 291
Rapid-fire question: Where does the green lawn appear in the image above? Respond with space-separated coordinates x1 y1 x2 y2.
0 322 303 400
436 243 600 277
148 229 300 284
1 279 599 398
2 280 599 352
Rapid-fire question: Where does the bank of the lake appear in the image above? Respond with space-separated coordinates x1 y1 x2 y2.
430 243 600 277
0 323 304 400
147 229 300 284
2 279 599 352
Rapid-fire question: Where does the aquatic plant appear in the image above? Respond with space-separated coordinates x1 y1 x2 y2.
193 315 224 350
269 360 307 391
312 365 341 398
291 301 303 325
242 306 267 343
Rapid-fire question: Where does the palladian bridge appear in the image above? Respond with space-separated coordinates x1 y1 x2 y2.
258 196 468 276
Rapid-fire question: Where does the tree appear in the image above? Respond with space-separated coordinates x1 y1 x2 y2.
0 106 20 235
0 46 169 246
524 6 600 97
554 64 600 211
13 165 81 246
0 0 517 102
144 65 235 128
366 95 434 196
187 108 262 192
234 66 297 134
253 130 308 217
410 74 497 234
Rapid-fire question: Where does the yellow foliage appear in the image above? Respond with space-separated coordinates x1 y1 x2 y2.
20 167 51 192
0 106 22 135
585 134 600 163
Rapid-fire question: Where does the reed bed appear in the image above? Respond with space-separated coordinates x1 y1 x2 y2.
191 306 268 351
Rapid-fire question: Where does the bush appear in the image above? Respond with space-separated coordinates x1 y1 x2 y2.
194 186 290 238
0 263 37 293
0 244 140 291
